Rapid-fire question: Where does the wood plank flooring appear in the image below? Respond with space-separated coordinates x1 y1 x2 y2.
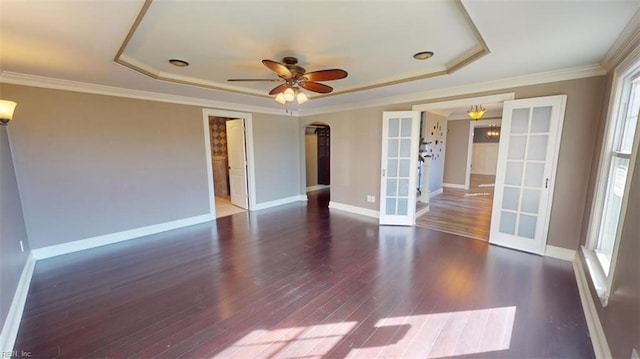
13 189 593 358
416 174 495 241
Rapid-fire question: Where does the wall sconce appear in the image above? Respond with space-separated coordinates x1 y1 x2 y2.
0 100 17 126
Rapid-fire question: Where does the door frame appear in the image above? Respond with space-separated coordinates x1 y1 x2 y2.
413 93 515 189
300 121 331 196
202 108 257 217
466 119 502 178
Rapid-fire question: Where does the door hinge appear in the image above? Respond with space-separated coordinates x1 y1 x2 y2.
545 178 549 188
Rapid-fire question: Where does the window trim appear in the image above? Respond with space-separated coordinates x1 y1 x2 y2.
585 48 640 306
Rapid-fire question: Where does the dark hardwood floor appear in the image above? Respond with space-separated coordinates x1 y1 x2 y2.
14 189 593 358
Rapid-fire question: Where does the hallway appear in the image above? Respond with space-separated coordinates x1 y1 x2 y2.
416 174 495 241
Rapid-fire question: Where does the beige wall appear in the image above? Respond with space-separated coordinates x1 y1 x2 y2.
3 84 211 249
443 119 470 186
252 113 301 203
305 134 318 187
0 126 30 327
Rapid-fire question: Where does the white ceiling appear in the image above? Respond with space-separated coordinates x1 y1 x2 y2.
1 0 639 115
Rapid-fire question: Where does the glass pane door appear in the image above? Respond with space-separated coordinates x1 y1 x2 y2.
490 96 567 254
380 112 420 226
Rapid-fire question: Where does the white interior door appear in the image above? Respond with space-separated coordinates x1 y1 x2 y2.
489 95 567 254
379 111 421 226
226 119 249 209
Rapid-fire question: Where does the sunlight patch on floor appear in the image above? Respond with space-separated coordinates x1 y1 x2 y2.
347 306 516 358
212 307 515 358
212 322 358 358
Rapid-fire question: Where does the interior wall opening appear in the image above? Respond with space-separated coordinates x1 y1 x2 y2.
304 122 331 204
412 97 510 241
208 116 248 218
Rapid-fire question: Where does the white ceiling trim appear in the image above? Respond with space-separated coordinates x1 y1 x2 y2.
1 63 604 118
601 9 640 72
0 71 285 116
301 64 605 116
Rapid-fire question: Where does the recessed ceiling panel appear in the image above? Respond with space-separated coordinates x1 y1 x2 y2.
118 0 486 97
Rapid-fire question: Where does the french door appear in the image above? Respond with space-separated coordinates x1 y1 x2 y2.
489 95 567 254
379 111 421 226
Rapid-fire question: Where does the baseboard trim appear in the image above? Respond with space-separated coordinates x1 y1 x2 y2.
0 253 36 354
306 185 330 192
328 201 379 219
442 183 466 189
31 214 214 260
430 188 444 198
573 256 612 359
544 245 576 262
252 195 306 211
415 205 430 217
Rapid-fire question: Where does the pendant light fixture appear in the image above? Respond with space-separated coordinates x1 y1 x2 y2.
486 124 500 139
467 105 486 120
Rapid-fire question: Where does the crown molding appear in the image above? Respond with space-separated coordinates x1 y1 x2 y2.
1 63 604 119
300 64 605 116
0 72 288 116
601 9 640 73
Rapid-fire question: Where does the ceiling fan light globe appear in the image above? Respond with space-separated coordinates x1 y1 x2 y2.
296 92 308 104
274 93 286 104
284 88 295 101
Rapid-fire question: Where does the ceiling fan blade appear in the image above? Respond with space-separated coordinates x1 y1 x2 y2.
269 83 290 95
262 59 293 79
302 69 348 81
300 81 333 94
227 79 282 82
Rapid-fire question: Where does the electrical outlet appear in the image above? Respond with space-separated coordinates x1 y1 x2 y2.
366 195 376 203
19 240 24 253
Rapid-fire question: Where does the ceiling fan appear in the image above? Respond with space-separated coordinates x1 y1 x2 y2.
228 57 348 103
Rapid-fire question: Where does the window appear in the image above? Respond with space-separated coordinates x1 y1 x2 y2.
595 76 638 275
586 57 640 304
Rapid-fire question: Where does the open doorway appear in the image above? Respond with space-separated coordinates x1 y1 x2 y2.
208 116 248 218
202 108 256 218
412 94 513 240
304 123 330 202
